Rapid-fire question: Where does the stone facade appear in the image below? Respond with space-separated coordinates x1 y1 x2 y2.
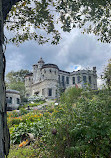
25 58 97 99
6 89 20 110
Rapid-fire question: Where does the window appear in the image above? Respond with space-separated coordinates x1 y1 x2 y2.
48 88 52 96
72 77 75 84
83 76 87 83
6 97 8 103
66 77 69 84
6 97 10 103
9 97 12 104
55 90 57 97
49 69 52 73
58 75 60 83
89 76 92 84
77 76 80 83
62 76 65 86
17 98 20 104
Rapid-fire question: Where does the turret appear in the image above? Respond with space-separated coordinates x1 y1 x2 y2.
38 57 45 69
33 58 45 83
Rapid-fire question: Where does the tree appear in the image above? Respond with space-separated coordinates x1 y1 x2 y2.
0 0 111 157
56 0 111 43
6 69 29 82
104 59 111 89
4 0 111 45
6 69 30 101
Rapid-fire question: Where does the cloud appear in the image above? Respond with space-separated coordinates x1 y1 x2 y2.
5 28 111 90
5 45 25 74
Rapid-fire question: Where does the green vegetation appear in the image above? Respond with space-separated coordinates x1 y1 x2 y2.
6 69 30 102
20 100 46 109
104 59 111 89
8 145 39 158
7 87 111 158
5 0 111 44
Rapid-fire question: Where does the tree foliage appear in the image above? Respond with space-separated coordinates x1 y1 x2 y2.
56 0 111 43
104 59 111 89
4 0 111 45
6 69 29 82
6 69 30 100
4 0 61 45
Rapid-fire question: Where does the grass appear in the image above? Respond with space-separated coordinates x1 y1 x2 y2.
8 145 39 158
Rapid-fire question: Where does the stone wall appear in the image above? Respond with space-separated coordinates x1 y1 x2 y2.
6 90 20 110
32 79 58 99
25 58 98 99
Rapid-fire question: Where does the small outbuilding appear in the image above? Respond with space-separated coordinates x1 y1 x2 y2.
6 89 21 110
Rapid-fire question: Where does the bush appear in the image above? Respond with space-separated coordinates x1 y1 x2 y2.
11 121 44 144
37 88 111 158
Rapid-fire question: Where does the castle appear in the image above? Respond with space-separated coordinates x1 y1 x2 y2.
25 58 97 99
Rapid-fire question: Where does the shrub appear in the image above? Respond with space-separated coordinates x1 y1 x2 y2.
37 88 111 158
11 121 44 144
60 87 82 105
19 108 28 115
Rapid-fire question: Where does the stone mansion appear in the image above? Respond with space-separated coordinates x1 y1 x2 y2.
25 58 97 99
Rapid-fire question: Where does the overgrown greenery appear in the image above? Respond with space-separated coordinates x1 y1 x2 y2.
7 87 111 158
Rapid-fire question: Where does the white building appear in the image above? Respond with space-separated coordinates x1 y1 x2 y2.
25 58 97 99
6 89 20 110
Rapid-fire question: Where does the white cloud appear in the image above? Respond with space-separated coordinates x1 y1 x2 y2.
6 51 25 74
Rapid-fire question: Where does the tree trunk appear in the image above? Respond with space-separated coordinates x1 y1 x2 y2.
0 0 10 157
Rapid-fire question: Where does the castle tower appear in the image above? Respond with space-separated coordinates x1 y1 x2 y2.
38 57 45 68
33 57 45 83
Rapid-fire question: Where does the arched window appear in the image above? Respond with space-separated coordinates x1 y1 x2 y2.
49 69 52 73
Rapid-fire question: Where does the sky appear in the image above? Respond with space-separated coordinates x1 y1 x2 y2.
5 28 111 88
